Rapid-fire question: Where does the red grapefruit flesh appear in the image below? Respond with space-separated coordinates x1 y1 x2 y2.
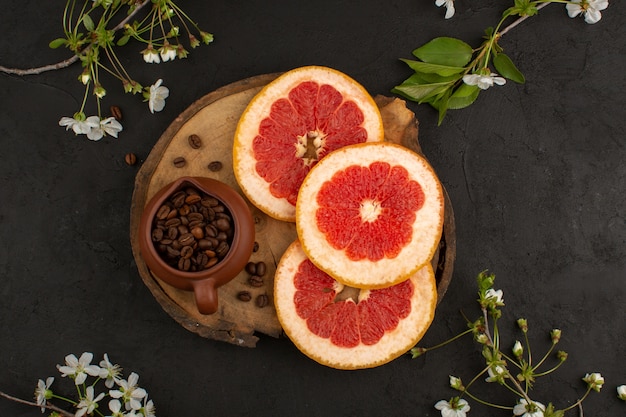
274 239 437 370
233 66 384 222
296 142 444 289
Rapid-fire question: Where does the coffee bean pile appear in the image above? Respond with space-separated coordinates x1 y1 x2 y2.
151 186 233 272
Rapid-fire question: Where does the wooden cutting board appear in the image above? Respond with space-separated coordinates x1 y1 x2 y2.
129 73 456 347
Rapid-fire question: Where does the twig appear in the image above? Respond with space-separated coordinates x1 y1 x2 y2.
500 2 551 37
579 402 584 417
0 0 150 76
0 390 74 417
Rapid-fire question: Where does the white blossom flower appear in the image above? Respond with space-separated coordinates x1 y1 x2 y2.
100 117 123 138
57 352 101 385
34 376 54 412
513 398 545 417
435 397 470 417
485 288 505 304
142 45 161 64
110 372 147 410
76 386 105 417
435 0 455 19
147 79 169 113
99 353 123 389
463 73 506 90
583 372 604 392
59 114 99 136
566 0 609 24
107 399 125 417
159 43 177 62
513 340 524 358
617 385 626 401
141 398 156 417
485 364 507 383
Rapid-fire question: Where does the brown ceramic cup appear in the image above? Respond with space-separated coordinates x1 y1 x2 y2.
138 176 255 315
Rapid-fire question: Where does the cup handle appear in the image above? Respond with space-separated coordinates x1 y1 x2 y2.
193 279 219 315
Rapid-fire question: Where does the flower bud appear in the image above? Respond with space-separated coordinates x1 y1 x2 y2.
550 329 561 344
79 70 91 85
200 31 214 44
449 375 464 391
475 333 489 345
582 372 604 392
517 318 528 333
512 340 523 359
617 385 626 401
410 347 426 358
94 85 106 98
557 350 568 362
189 34 200 48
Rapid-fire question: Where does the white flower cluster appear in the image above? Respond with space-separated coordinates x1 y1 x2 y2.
34 352 155 417
58 79 168 140
435 0 609 23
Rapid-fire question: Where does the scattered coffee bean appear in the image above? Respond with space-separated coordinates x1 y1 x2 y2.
173 156 186 168
255 261 267 277
237 291 252 302
207 161 223 172
248 275 264 287
110 105 123 121
188 134 202 149
151 185 234 272
255 293 269 308
253 242 259 252
245 262 256 275
124 153 137 166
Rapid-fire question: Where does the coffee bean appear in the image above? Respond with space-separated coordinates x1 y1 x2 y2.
191 227 204 239
188 134 202 149
215 218 231 232
255 261 267 277
237 291 252 302
178 257 191 271
124 152 137 166
179 233 195 246
180 246 194 259
171 191 186 208
198 239 212 250
216 241 229 257
245 262 256 275
185 194 201 204
173 156 186 168
206 257 219 268
165 218 181 228
156 205 171 220
110 105 123 120
253 241 259 252
248 275 264 287
196 252 209 267
201 197 219 207
207 161 223 172
151 228 164 242
255 294 269 308
167 227 179 240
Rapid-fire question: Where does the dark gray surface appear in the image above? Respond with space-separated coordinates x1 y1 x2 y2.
1 1 624 416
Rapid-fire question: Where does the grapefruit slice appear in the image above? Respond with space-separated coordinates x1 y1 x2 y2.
233 66 384 222
296 142 444 289
274 239 437 370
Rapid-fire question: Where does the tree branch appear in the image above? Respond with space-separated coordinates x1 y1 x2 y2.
0 390 74 417
0 0 150 76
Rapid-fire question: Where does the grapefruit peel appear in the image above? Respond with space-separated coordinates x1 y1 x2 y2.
274 239 437 370
296 142 444 289
233 66 385 222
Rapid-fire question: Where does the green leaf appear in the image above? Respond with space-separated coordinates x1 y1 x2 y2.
493 53 525 84
117 34 130 46
82 14 95 31
392 79 452 103
447 84 480 110
48 38 66 49
400 59 465 77
413 37 473 67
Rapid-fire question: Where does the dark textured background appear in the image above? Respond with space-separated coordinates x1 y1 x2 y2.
1 1 624 416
